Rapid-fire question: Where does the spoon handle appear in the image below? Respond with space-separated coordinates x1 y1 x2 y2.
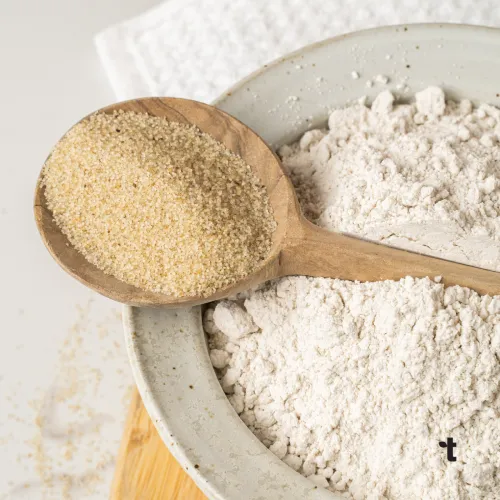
279 218 500 296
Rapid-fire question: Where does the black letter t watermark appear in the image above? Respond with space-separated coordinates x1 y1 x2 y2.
439 438 457 462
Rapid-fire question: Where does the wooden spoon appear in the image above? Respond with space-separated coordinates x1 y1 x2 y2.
34 97 500 307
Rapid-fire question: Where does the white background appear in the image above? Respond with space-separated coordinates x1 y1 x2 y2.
0 0 159 498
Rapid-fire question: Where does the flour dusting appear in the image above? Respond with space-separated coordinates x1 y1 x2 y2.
205 88 500 499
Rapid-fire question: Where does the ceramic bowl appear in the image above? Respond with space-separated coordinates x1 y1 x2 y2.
123 24 500 500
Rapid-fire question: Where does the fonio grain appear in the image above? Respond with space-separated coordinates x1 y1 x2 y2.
42 111 276 297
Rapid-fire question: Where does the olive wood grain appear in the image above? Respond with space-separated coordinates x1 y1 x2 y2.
34 97 500 307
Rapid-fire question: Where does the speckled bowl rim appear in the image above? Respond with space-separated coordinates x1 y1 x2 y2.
123 23 500 500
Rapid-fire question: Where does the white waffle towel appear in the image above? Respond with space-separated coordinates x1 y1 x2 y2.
96 0 500 102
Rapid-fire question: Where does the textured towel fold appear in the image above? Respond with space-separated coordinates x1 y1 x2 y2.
96 0 500 101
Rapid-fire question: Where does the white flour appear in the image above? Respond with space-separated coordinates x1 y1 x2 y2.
204 88 500 499
281 87 500 270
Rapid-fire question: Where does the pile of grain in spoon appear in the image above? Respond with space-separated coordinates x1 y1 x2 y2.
42 111 276 297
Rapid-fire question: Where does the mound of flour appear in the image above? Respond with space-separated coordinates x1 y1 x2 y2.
280 87 500 270
206 277 500 499
204 88 500 499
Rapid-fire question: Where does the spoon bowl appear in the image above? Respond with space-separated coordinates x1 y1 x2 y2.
34 97 293 307
34 97 500 307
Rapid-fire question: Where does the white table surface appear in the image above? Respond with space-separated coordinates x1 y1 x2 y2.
0 1 160 497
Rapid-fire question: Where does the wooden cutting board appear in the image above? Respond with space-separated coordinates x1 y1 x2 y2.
110 389 207 500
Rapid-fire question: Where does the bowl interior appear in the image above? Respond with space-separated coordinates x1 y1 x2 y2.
124 24 500 500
